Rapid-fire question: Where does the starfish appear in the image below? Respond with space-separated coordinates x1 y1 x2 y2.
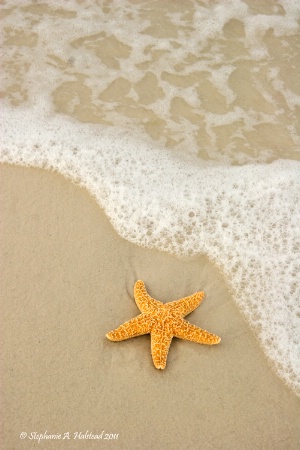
106 280 221 369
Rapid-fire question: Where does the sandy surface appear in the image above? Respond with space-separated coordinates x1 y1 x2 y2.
1 164 300 450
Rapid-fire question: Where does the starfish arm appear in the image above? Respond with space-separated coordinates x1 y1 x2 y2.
150 329 173 370
166 291 205 317
134 280 162 314
172 318 221 345
106 314 152 341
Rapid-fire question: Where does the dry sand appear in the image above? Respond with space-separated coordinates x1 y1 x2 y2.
1 164 300 450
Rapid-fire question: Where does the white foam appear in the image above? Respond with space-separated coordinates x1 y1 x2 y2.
1 104 300 396
2 0 300 163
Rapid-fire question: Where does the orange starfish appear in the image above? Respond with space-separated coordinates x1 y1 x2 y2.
106 280 221 369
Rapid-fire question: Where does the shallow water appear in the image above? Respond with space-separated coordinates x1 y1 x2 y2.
1 0 300 396
2 0 300 163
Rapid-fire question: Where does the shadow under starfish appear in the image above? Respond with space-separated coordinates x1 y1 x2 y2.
106 280 221 369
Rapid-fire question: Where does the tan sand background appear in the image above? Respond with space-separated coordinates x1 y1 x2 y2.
1 163 300 449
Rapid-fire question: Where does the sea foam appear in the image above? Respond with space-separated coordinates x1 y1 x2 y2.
2 0 300 163
1 104 300 396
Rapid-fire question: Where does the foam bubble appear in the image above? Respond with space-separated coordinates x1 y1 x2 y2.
1 104 300 396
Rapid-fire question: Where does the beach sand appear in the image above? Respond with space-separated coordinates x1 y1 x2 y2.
1 163 300 449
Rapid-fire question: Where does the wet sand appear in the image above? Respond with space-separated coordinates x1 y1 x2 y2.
1 164 300 449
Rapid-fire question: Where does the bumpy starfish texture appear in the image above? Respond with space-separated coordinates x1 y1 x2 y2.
106 280 221 369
